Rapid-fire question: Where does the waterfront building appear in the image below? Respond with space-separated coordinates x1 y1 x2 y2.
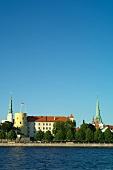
27 114 74 138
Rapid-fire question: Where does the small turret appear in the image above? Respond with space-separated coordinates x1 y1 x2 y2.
69 114 74 121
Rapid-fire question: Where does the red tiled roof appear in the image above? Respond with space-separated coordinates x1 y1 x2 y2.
69 114 74 118
105 125 113 129
27 116 69 122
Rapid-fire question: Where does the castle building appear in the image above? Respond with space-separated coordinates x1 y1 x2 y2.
27 114 74 138
2 95 75 138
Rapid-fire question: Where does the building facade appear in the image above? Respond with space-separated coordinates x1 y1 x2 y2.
27 114 74 138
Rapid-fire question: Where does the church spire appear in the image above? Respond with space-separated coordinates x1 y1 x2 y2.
8 96 13 114
96 95 100 119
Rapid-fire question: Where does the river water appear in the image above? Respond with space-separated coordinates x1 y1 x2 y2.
0 147 113 170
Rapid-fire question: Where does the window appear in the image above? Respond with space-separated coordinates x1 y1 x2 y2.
49 123 51 126
43 127 45 130
46 123 48 126
20 122 21 124
49 127 51 130
38 127 40 130
38 123 40 125
46 127 48 130
43 123 45 126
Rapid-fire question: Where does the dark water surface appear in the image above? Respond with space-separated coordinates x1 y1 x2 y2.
0 147 113 170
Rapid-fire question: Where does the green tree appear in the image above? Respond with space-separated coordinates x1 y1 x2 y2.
85 128 94 141
55 130 65 141
64 119 76 136
94 128 104 142
1 121 13 133
104 128 113 141
75 129 85 141
53 120 76 140
44 131 53 141
6 130 17 141
0 131 6 140
80 123 88 132
98 132 104 141
75 123 88 141
52 121 65 135
34 130 44 141
66 129 74 141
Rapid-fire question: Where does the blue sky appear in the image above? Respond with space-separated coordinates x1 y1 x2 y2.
0 0 113 127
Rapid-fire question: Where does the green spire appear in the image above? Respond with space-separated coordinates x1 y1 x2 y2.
8 96 13 114
96 95 100 119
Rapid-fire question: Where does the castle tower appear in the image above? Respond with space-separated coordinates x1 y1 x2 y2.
69 114 74 121
14 112 28 136
7 96 13 123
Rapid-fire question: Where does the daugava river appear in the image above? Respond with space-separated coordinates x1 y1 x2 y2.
0 147 113 170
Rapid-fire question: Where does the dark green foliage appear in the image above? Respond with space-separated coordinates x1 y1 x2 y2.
34 130 44 141
66 129 74 141
55 130 64 141
52 121 65 135
75 123 88 141
94 128 104 141
1 121 13 133
80 123 88 131
85 128 93 141
0 131 6 139
6 130 17 140
104 128 113 141
53 119 76 141
44 131 53 141
75 129 86 141
75 123 95 141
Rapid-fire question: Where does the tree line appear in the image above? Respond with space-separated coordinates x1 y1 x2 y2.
0 121 17 141
34 119 76 141
75 123 113 142
1 120 113 142
34 121 113 142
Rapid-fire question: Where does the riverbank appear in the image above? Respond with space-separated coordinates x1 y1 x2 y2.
0 142 113 147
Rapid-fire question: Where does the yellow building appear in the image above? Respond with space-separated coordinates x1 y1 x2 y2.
14 112 28 136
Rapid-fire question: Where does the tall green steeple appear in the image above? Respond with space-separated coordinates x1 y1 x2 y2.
96 95 100 119
8 96 13 114
95 95 102 123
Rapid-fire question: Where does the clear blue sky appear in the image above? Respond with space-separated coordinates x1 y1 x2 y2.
0 0 113 127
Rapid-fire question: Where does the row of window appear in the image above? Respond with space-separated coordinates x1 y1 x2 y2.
36 123 52 126
38 127 51 130
28 127 51 133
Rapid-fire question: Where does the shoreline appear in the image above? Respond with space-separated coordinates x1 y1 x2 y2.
0 142 113 147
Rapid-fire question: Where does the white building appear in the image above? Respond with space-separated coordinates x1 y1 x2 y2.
27 114 74 138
